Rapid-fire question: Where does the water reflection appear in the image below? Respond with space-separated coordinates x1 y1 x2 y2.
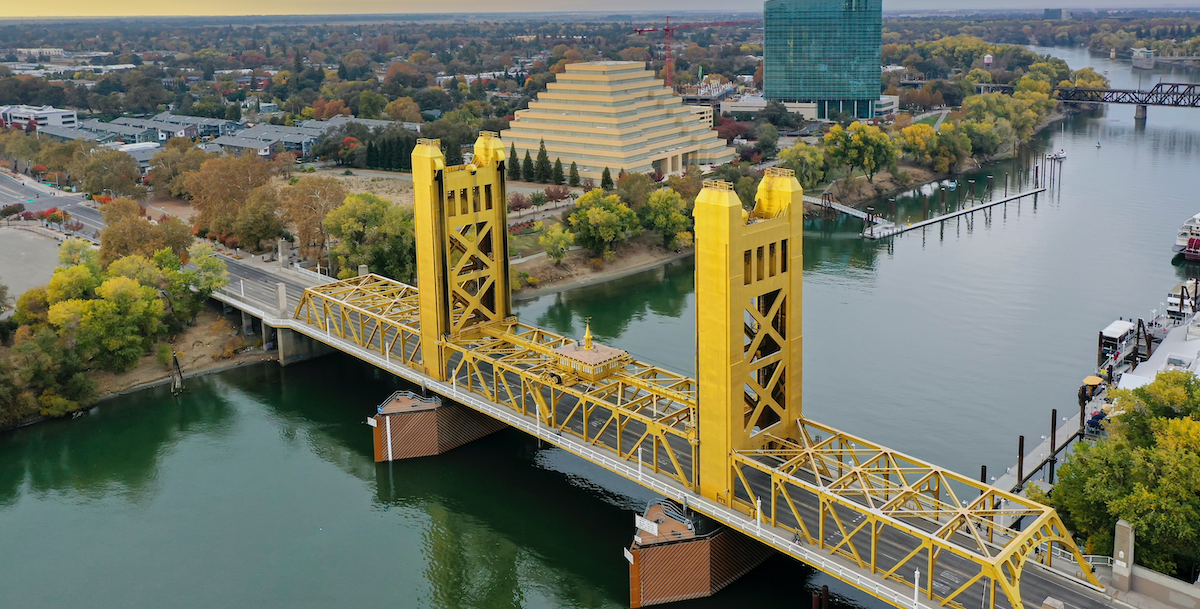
527 260 694 342
0 381 236 507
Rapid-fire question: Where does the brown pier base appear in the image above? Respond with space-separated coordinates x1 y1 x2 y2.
628 502 773 608
370 391 506 461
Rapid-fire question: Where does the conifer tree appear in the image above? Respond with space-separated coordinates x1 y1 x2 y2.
507 143 521 181
366 141 377 168
534 139 552 183
522 151 534 182
600 167 613 190
569 162 580 187
552 158 564 185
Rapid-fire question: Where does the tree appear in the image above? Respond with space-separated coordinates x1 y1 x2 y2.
1052 371 1200 576
666 166 704 204
568 162 580 187
325 193 416 283
640 188 690 249
600 167 613 190
616 172 655 210
756 123 780 159
567 189 640 255
521 151 534 182
13 287 50 327
280 176 347 263
148 144 216 198
99 199 192 267
234 185 283 250
357 91 388 119
79 149 146 199
154 243 227 333
552 158 565 185
960 120 1002 158
183 154 278 235
898 123 939 166
507 144 521 181
534 139 552 183
777 142 826 190
47 262 101 304
824 122 897 183
930 123 972 174
756 100 796 129
225 104 241 122
538 224 574 265
384 97 423 122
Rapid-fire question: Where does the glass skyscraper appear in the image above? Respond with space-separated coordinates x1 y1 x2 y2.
763 0 882 119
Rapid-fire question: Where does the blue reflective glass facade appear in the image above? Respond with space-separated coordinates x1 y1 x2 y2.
763 0 882 119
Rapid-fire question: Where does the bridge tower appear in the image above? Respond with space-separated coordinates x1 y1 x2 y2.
412 133 511 381
693 169 805 505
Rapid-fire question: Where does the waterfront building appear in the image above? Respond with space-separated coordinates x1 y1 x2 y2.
505 61 733 180
763 0 882 120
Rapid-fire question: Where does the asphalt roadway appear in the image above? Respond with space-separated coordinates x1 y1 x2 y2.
0 173 105 236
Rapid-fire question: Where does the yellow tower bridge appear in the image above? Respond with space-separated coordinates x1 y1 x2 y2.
268 133 1106 609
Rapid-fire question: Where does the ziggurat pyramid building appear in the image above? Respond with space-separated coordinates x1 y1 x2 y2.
505 61 734 181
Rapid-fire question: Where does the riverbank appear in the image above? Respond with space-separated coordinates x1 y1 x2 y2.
513 235 693 302
815 107 1069 212
0 308 277 435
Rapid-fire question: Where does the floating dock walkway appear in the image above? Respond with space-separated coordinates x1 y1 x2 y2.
809 187 1048 240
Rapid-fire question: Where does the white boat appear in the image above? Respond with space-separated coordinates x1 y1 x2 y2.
1174 212 1200 256
1046 149 1067 160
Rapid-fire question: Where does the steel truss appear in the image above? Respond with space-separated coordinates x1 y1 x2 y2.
443 318 698 487
293 275 1099 609
730 418 1100 609
294 274 424 368
977 82 1200 107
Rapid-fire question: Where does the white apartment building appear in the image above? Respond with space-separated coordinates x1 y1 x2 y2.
0 105 78 128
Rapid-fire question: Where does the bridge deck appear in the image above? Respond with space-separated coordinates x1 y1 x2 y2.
211 269 1116 609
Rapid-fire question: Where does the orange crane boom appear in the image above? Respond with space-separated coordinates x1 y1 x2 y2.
634 17 761 87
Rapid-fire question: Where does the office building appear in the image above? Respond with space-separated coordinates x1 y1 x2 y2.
505 61 733 180
764 0 882 120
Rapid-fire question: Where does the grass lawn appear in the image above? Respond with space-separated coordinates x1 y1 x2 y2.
913 115 939 126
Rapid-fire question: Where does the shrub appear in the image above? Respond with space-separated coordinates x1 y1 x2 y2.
343 169 354 175
156 343 174 368
525 276 541 288
588 257 605 271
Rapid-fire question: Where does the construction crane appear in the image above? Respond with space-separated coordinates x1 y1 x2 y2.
634 17 761 87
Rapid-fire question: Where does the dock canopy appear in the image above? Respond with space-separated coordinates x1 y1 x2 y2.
1101 320 1137 339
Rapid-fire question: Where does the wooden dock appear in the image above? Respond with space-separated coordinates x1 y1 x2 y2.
810 187 1047 240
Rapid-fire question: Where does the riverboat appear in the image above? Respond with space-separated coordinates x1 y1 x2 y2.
1173 212 1200 258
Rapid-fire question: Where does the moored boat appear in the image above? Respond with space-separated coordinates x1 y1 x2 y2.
1174 212 1200 257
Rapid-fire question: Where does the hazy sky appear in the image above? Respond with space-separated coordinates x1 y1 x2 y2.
7 1 1198 19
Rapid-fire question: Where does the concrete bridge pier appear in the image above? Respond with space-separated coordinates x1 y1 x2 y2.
1135 104 1148 120
241 310 256 337
627 502 773 608
273 326 335 366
